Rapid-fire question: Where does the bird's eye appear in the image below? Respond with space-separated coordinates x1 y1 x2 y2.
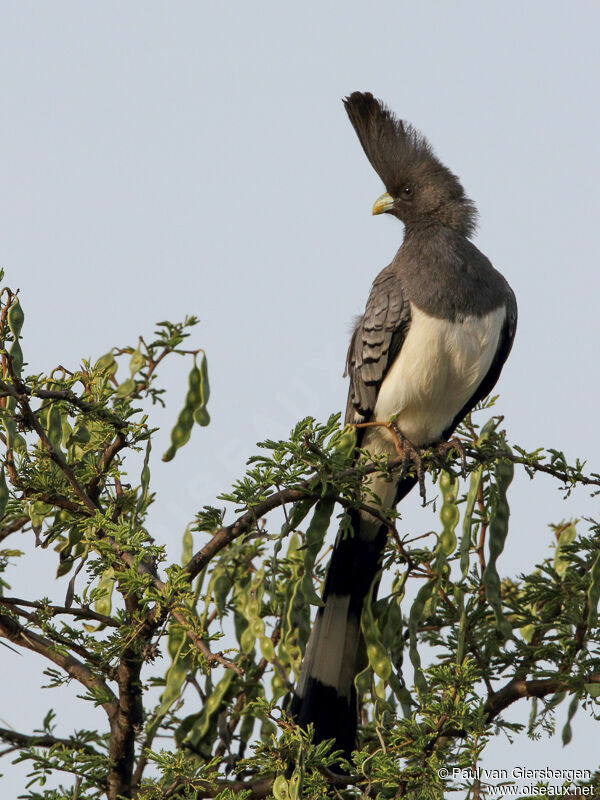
401 185 413 200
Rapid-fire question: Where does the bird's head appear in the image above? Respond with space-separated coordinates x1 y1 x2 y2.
343 92 477 237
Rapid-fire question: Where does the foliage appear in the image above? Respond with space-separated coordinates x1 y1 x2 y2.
1 274 600 799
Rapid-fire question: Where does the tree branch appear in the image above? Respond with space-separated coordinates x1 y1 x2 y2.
0 596 119 628
0 726 100 757
0 612 117 714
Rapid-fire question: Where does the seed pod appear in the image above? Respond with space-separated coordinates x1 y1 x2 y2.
162 406 194 462
129 346 145 376
94 351 117 375
272 774 291 800
2 406 26 454
137 439 152 514
163 360 210 461
9 338 23 379
482 458 514 640
0 468 8 521
276 534 309 689
460 418 495 577
562 695 579 745
7 298 24 377
460 465 482 579
554 522 577 578
455 585 467 664
7 297 24 337
47 404 64 456
332 424 357 463
193 355 211 427
438 470 459 555
408 579 436 692
94 568 115 618
198 352 210 405
300 498 334 606
183 669 236 748
116 377 136 398
361 583 391 680
586 550 600 629
288 767 303 800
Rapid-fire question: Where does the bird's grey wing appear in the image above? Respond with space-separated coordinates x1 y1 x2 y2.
444 285 518 438
344 266 410 425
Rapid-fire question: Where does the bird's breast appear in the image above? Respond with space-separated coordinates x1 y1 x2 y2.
373 303 506 446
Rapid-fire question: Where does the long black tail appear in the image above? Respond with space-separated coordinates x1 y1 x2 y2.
289 474 416 759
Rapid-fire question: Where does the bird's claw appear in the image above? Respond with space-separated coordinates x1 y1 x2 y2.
436 436 468 476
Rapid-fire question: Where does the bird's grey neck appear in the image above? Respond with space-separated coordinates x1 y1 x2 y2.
404 200 477 239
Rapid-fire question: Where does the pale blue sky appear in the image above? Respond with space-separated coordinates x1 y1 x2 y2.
1 2 599 794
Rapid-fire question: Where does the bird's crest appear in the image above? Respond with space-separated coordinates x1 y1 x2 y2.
343 92 433 194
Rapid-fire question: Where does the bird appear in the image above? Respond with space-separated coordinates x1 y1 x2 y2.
289 92 517 762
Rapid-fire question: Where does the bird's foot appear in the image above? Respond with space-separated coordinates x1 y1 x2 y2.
436 436 468 475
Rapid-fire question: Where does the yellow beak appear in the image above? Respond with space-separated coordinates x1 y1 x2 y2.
372 192 394 216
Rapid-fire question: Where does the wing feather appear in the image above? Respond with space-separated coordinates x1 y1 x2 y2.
345 266 410 425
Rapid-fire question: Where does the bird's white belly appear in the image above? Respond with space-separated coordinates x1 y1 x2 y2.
373 303 506 446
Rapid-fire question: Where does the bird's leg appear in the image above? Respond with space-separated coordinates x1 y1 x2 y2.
353 420 405 457
436 436 468 476
389 422 427 504
352 420 427 503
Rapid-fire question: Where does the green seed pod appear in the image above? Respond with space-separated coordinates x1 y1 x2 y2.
94 568 115 618
187 364 202 405
6 299 24 377
587 550 600 629
482 458 514 640
408 579 435 693
7 297 24 337
214 572 231 617
301 498 334 606
28 501 52 531
279 534 309 677
0 468 9 521
137 439 152 514
272 774 291 800
332 424 357 464
455 585 467 664
199 352 210 405
94 351 117 375
4 418 26 454
9 338 23 378
189 358 211 428
184 669 236 748
129 346 145 376
438 470 459 555
193 405 210 426
162 406 194 462
47 405 64 456
288 768 303 800
561 695 579 745
459 417 496 577
361 583 391 680
460 466 483 579
115 377 136 398
554 522 577 578
69 421 90 445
